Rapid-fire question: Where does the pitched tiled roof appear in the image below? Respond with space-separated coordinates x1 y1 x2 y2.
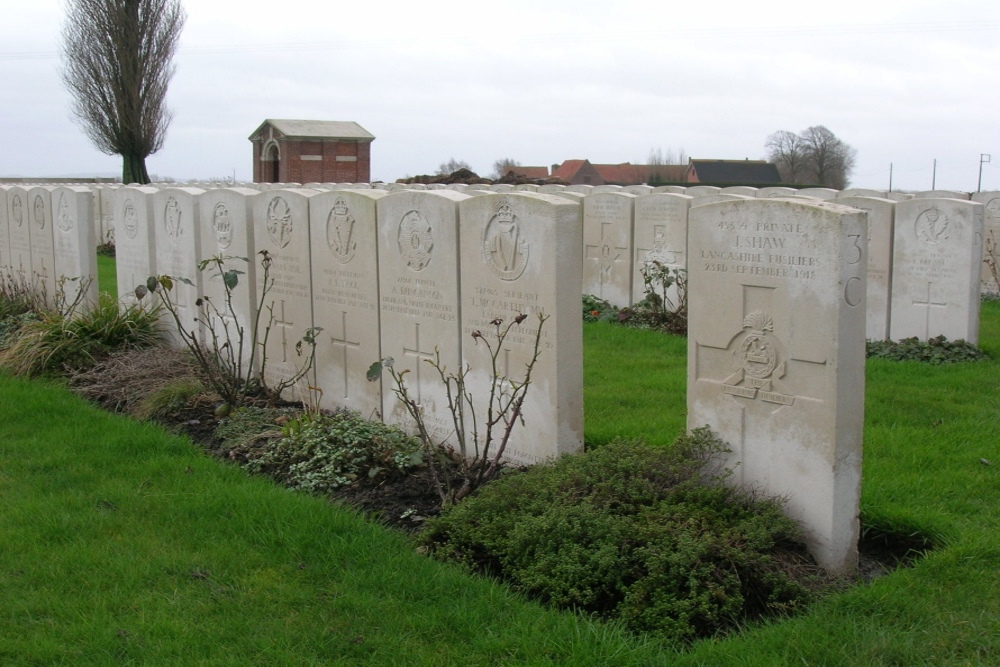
551 159 591 181
249 119 375 141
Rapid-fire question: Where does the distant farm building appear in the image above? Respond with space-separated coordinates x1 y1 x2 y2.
505 158 780 186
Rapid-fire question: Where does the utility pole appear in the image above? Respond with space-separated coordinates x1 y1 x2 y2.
932 158 937 190
979 154 991 192
889 162 893 192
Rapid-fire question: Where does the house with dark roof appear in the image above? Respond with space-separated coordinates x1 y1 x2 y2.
249 119 374 183
685 159 782 185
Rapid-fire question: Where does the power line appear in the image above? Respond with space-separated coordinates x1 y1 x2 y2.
3 19 999 61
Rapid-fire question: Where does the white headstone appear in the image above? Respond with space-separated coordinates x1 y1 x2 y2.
631 193 691 306
690 194 753 206
840 188 886 198
686 185 721 197
0 187 10 278
653 185 687 194
538 184 566 193
583 192 636 307
51 186 99 309
197 187 259 370
489 184 514 192
114 186 158 308
593 185 623 193
756 187 799 198
310 189 386 417
26 187 57 302
833 196 896 340
566 184 595 195
972 191 1000 294
458 193 584 465
153 187 205 342
378 190 467 442
687 199 866 574
884 192 913 202
890 199 983 343
796 188 840 200
253 189 321 401
623 185 655 196
720 186 758 197
514 184 540 192
914 190 970 200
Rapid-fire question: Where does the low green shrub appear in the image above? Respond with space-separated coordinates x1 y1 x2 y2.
245 411 424 494
866 335 989 364
420 429 823 646
0 292 163 377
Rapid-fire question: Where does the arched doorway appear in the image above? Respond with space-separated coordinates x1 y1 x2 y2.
266 143 280 182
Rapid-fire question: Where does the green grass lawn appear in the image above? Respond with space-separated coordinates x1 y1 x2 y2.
2 280 998 663
97 253 116 300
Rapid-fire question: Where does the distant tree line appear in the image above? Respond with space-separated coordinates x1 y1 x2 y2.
765 126 856 189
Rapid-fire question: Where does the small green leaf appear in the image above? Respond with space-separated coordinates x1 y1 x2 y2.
158 276 174 291
146 276 158 293
177 276 194 286
134 284 148 300
223 270 239 290
366 361 383 382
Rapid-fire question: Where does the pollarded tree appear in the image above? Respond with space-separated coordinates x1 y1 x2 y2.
60 0 186 185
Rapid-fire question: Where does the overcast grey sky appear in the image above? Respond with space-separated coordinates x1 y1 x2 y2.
2 0 999 191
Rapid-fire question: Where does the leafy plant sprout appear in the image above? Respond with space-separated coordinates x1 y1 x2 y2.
138 249 321 408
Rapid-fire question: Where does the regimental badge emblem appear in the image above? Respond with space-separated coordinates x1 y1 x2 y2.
398 210 433 271
56 193 73 232
213 203 233 249
326 197 356 264
164 197 182 245
915 207 950 244
483 199 528 281
986 197 1000 222
720 311 795 406
123 199 138 239
33 195 45 229
11 195 23 227
266 196 293 248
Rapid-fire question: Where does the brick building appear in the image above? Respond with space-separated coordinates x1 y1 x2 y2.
249 119 374 184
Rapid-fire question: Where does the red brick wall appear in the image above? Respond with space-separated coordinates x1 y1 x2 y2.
253 135 372 183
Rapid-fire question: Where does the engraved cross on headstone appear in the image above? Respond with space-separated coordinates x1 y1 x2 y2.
912 281 947 339
402 322 436 404
693 284 829 471
584 223 628 296
695 285 827 404
272 299 294 364
329 311 360 399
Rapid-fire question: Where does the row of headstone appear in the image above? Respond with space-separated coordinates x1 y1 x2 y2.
12 180 986 575
575 190 989 344
0 185 99 309
108 186 584 467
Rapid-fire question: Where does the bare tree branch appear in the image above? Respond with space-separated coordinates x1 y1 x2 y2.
765 126 856 188
60 0 186 184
